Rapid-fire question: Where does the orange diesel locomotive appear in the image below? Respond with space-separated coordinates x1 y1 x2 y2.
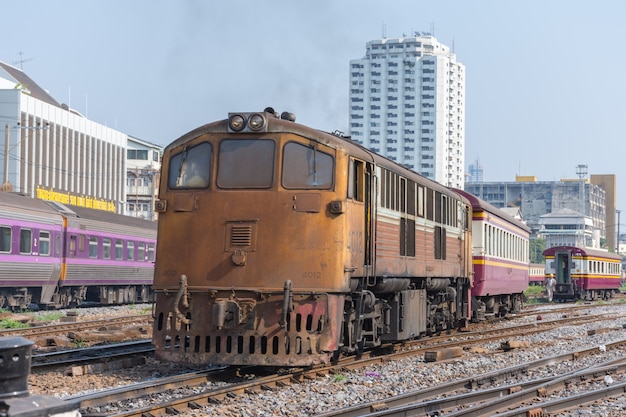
151 108 525 367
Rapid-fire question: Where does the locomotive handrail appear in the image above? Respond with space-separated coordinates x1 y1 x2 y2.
174 275 191 325
279 279 293 328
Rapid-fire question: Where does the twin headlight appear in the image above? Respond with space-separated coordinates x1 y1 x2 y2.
228 112 268 133
228 110 296 133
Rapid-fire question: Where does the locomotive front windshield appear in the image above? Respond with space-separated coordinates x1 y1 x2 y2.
168 143 212 189
282 142 333 189
217 139 275 188
168 138 334 190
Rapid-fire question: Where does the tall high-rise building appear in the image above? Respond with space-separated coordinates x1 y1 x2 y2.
349 33 465 188
468 158 484 182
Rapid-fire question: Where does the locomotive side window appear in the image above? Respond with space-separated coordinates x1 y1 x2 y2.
19 228 32 254
407 180 416 215
282 142 334 189
417 186 424 217
348 158 365 201
426 188 434 220
218 139 275 188
39 231 50 256
0 226 11 253
169 142 212 189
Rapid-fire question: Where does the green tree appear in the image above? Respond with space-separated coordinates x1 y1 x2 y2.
530 238 546 264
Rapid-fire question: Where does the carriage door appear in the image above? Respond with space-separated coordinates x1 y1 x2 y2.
554 250 574 298
555 251 572 284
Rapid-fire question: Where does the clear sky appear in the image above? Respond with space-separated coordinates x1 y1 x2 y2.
2 1 625 207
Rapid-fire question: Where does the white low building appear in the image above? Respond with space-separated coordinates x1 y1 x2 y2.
0 61 155 214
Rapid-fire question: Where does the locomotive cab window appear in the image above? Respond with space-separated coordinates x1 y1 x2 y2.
218 139 275 188
282 142 334 189
169 142 212 189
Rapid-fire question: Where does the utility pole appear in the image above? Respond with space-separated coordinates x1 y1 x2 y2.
617 209 621 255
3 124 9 185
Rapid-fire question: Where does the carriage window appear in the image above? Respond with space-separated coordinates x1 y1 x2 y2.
39 231 50 256
103 238 111 259
69 235 77 257
19 228 32 254
115 240 123 260
282 142 333 189
148 243 155 262
169 142 212 189
218 139 275 188
0 226 11 253
138 242 146 261
55 234 61 256
89 237 98 259
127 241 135 261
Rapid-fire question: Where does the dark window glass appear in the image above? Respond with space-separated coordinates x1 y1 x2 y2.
217 139 275 188
19 229 32 254
282 142 333 189
0 226 11 253
89 236 98 259
169 142 212 189
39 231 50 256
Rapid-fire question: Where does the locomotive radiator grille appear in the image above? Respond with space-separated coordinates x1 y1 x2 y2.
231 225 252 246
226 221 257 251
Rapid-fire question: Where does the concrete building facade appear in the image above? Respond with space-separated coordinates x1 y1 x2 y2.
126 136 161 221
538 208 595 249
0 61 162 217
0 62 126 212
349 33 465 188
465 175 614 250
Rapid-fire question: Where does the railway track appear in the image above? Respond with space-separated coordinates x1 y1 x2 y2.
60 307 626 417
0 314 151 339
32 340 155 370
316 343 626 416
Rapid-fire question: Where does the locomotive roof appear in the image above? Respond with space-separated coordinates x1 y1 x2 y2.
452 188 531 233
542 245 621 260
166 109 462 199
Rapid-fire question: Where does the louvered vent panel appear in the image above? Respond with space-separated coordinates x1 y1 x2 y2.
231 225 253 246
